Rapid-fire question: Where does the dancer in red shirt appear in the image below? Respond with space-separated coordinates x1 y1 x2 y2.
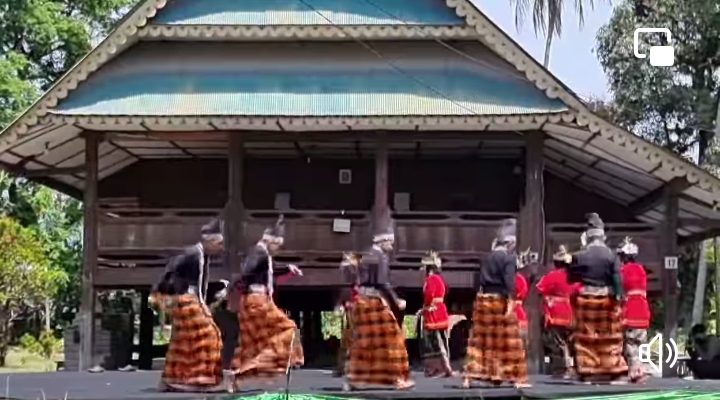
515 273 529 348
617 237 651 383
419 251 453 377
536 246 578 378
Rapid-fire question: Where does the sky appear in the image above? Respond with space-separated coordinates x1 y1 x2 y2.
471 0 615 100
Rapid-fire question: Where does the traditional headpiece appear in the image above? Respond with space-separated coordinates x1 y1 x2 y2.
617 236 639 256
552 245 572 264
496 218 517 244
340 252 361 282
372 213 395 243
200 218 223 242
421 251 442 270
340 252 361 268
262 214 285 244
581 212 605 246
517 247 539 270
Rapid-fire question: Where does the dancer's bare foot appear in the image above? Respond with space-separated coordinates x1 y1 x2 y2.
157 381 169 392
562 369 577 380
221 370 234 393
461 378 470 389
515 382 532 388
342 383 356 392
395 379 415 390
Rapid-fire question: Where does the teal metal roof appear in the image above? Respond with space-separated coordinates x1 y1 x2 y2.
51 69 568 117
151 0 465 26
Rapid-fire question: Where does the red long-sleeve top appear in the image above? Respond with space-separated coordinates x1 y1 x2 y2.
342 284 359 308
535 269 577 328
621 262 651 329
515 274 528 329
423 274 450 330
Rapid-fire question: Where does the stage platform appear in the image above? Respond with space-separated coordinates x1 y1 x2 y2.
1 369 719 400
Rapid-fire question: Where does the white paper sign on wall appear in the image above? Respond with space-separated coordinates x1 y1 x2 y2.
664 256 678 270
333 218 351 233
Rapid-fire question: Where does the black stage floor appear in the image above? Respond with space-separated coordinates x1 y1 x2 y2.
1 370 719 400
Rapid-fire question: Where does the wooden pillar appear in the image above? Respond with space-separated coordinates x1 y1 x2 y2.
518 131 545 374
226 134 245 275
79 133 99 371
301 311 313 364
373 133 390 229
312 310 323 340
661 190 679 377
138 289 154 370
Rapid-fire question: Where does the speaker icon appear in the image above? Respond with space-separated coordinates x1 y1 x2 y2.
639 333 678 375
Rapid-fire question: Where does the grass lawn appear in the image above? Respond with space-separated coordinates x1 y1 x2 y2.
0 347 61 373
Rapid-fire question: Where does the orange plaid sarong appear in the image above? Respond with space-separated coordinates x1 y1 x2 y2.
573 294 628 377
231 293 303 383
464 294 528 384
346 296 410 386
153 293 223 388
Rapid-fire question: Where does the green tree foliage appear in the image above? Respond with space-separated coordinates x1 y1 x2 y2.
596 0 720 330
0 173 82 328
19 330 62 363
595 0 720 161
0 0 135 129
0 0 135 332
0 216 66 366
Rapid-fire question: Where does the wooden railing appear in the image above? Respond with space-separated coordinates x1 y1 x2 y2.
96 209 664 291
96 207 511 287
98 208 512 260
547 222 662 292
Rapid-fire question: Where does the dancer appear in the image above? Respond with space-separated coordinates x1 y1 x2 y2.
516 269 529 349
418 251 454 377
229 215 304 388
334 252 361 377
569 213 627 383
219 258 304 371
464 218 529 388
536 245 577 379
151 219 227 392
345 220 414 391
617 237 650 383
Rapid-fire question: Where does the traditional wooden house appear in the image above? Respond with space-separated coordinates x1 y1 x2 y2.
1 0 719 374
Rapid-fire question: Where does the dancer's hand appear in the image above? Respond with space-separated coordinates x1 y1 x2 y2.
397 299 406 310
215 289 228 301
288 264 303 276
505 300 515 318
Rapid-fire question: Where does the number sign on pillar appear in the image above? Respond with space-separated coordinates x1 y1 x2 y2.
664 256 678 270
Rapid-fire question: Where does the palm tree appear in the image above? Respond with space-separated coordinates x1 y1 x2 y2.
508 0 605 68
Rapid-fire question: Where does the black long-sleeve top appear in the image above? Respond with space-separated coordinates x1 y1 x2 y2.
153 244 209 301
474 249 517 299
358 246 399 301
569 243 622 291
337 261 359 305
235 244 291 294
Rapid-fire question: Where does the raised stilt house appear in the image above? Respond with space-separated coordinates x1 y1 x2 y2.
1 0 719 375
